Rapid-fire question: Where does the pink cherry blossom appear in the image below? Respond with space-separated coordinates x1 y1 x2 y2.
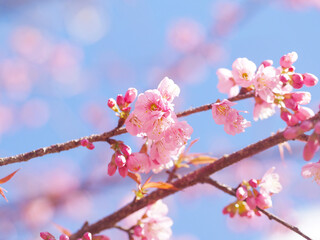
232 57 257 87
301 160 320 185
139 200 173 240
211 99 236 125
253 65 280 103
216 68 239 97
253 100 276 121
259 167 282 194
127 152 151 173
294 106 314 121
224 108 251 136
163 121 193 151
157 77 180 103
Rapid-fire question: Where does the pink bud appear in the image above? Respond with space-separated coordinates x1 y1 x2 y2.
300 120 313 132
124 88 138 104
87 142 95 150
80 139 89 147
292 73 304 89
82 232 92 240
107 98 116 108
280 74 290 83
261 60 273 67
303 73 318 87
107 162 117 176
246 196 257 210
40 232 56 240
59 235 70 240
303 135 319 161
134 225 143 237
284 127 300 140
116 94 125 107
115 153 126 168
119 143 132 157
118 166 128 178
280 110 291 122
121 106 131 112
248 179 258 188
256 193 272 209
315 121 320 134
295 106 314 121
283 98 298 111
288 66 295 72
280 52 298 68
291 92 311 105
236 186 248 201
287 114 299 126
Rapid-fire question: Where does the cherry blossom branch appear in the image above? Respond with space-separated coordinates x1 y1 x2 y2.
202 178 312 240
0 91 254 167
69 111 320 239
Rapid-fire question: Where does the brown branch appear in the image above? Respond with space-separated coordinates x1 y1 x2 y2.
69 111 320 239
0 92 254 167
202 178 312 240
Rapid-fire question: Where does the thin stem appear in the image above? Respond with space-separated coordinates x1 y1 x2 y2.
0 92 254 167
69 111 320 239
202 178 312 240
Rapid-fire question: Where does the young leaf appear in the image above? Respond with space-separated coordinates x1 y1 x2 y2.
127 172 141 185
143 182 179 191
0 169 20 202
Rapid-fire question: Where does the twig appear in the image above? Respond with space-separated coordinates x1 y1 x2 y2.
202 178 312 240
69 111 320 239
0 92 254 167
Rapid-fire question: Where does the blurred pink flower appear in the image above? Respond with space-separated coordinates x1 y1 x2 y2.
301 161 320 185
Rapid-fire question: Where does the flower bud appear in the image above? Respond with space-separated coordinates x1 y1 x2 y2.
284 98 298 111
59 235 69 240
119 143 132 157
236 186 248 201
280 52 298 68
115 152 126 168
284 127 300 140
303 134 319 161
124 88 138 104
280 110 291 122
40 232 56 240
118 166 128 178
80 139 89 147
116 94 125 107
134 225 143 237
315 121 320 134
291 92 311 105
292 73 304 89
256 193 272 209
107 162 117 176
300 120 313 132
87 142 95 150
303 73 318 87
261 60 273 67
295 106 314 121
248 179 258 188
107 98 116 108
82 232 92 240
280 74 290 83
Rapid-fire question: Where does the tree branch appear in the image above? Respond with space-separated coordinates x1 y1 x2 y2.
202 178 312 240
69 111 320 239
0 91 254 167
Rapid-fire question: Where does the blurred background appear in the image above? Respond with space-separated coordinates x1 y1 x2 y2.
0 0 320 239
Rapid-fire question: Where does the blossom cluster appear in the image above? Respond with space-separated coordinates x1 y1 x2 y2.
217 52 318 124
223 167 282 218
212 99 251 135
107 77 193 176
132 200 173 240
40 231 109 240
